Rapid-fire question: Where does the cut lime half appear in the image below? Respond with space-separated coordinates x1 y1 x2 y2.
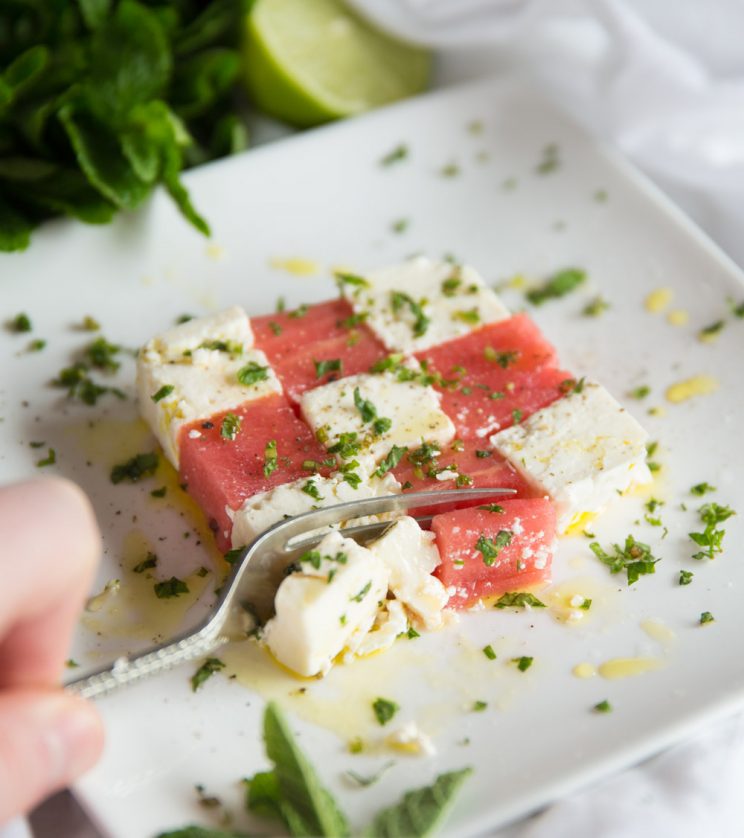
242 0 431 127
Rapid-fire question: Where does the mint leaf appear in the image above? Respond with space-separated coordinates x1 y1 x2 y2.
262 701 350 837
156 827 246 838
363 768 473 838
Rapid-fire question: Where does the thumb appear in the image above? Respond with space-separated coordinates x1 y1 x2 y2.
0 689 104 824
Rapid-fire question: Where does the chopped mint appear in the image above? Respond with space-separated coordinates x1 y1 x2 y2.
372 698 399 726
380 144 408 167
110 452 158 484
700 611 715 624
375 445 406 478
629 385 650 400
10 313 32 333
133 552 157 573
220 412 242 441
237 362 269 386
301 481 324 501
314 358 342 379
689 502 735 560
512 656 533 672
153 577 189 599
494 592 546 609
475 531 512 566
582 297 610 317
590 535 660 585
152 384 174 402
526 269 586 305
191 657 225 692
472 700 488 712
263 440 278 477
690 482 716 496
390 290 430 337
36 448 56 467
593 700 612 713
482 645 497 661
679 570 694 585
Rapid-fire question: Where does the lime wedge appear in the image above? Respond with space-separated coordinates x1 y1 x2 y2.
242 0 431 127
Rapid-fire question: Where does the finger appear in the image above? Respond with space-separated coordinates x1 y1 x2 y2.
0 478 101 687
0 689 103 824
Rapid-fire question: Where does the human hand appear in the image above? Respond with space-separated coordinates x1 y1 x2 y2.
0 478 104 823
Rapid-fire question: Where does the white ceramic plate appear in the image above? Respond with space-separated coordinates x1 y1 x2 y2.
3 77 744 838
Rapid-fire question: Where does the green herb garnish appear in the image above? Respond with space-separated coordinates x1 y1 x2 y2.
689 502 735 560
472 700 488 712
390 290 430 337
301 481 324 502
237 362 269 387
191 658 225 692
110 452 158 484
475 531 512 566
699 320 725 340
477 503 504 513
36 448 56 467
590 535 660 584
512 656 533 672
372 698 399 726
494 592 546 609
691 482 716 496
220 412 241 441
526 268 586 305
452 308 480 324
314 358 342 379
133 552 157 573
483 347 518 368
380 144 408 166
263 439 278 477
154 576 189 599
593 700 612 713
268 321 282 336
350 581 372 603
374 445 406 478
85 337 121 371
482 645 497 661
679 570 694 586
700 611 715 624
582 296 610 317
152 384 174 403
629 385 650 400
10 313 32 333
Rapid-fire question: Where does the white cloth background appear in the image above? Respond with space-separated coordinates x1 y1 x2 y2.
345 1 744 836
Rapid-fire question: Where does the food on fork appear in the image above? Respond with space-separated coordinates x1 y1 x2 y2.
136 256 651 676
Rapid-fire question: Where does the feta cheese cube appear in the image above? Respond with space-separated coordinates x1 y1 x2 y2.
490 380 651 530
300 372 455 465
262 531 388 677
229 470 400 548
341 256 510 352
368 517 448 630
137 307 281 467
386 721 436 756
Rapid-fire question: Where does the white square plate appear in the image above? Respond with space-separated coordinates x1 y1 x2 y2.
2 77 744 837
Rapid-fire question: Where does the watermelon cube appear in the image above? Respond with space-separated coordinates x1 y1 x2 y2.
252 300 388 403
179 393 333 551
415 314 571 440
432 499 556 608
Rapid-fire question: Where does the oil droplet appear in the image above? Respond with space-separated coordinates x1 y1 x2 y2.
641 618 676 647
205 243 226 262
270 257 321 276
220 637 423 745
667 309 689 326
564 510 597 537
645 287 673 313
82 529 212 645
546 576 616 625
598 657 663 680
572 662 596 679
665 375 719 403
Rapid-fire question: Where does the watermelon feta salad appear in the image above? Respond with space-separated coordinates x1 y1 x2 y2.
137 256 651 677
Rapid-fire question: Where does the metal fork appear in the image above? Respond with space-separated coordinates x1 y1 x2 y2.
64 487 514 700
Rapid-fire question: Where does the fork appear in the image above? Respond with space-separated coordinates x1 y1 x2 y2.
65 487 514 700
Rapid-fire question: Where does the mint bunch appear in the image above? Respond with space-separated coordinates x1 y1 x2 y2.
0 0 248 252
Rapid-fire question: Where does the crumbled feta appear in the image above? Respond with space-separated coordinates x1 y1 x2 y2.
352 600 408 658
137 307 281 467
386 721 436 756
368 517 448 630
229 471 400 548
262 531 389 677
341 256 510 352
301 372 454 465
491 381 651 530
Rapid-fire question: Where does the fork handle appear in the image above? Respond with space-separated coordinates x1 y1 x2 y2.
64 622 229 700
